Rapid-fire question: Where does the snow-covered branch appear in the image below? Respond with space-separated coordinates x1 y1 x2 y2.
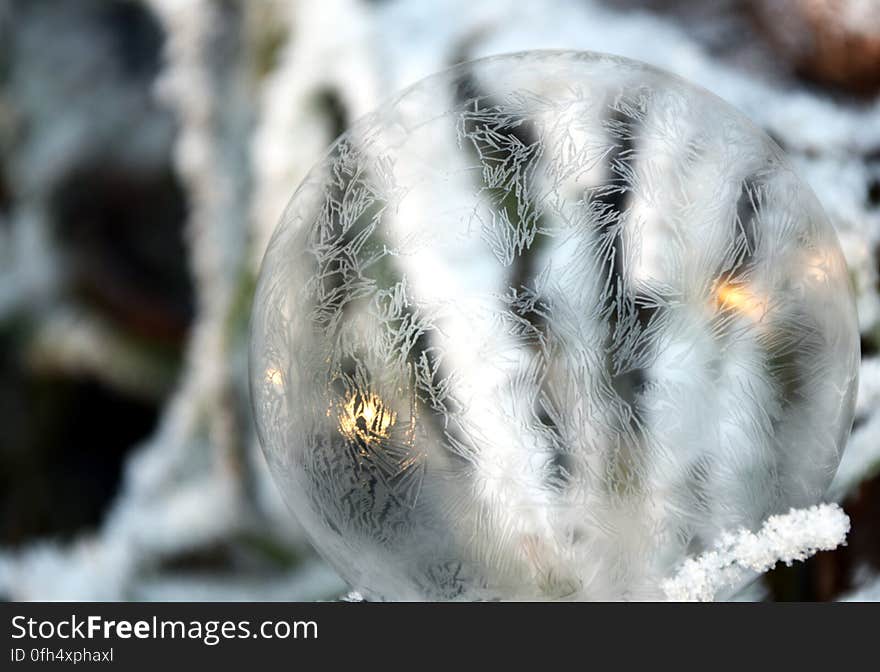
663 504 851 602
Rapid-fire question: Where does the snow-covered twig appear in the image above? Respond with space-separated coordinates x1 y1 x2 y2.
662 504 851 602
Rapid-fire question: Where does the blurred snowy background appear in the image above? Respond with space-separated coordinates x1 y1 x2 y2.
0 0 879 601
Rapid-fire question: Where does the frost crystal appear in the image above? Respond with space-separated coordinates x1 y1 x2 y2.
250 51 859 601
662 503 851 602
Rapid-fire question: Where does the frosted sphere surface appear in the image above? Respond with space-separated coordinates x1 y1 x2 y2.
250 51 859 600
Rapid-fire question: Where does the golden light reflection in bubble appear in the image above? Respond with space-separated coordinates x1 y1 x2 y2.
337 390 396 446
266 367 284 390
714 281 767 321
804 250 833 283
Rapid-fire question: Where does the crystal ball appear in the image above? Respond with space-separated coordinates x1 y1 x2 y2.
250 51 859 600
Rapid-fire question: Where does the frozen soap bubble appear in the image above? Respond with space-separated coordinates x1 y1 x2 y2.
250 51 859 600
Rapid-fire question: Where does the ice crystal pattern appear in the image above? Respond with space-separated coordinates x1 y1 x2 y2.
250 51 859 600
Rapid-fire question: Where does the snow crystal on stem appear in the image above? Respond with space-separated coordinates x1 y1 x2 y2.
662 504 851 602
